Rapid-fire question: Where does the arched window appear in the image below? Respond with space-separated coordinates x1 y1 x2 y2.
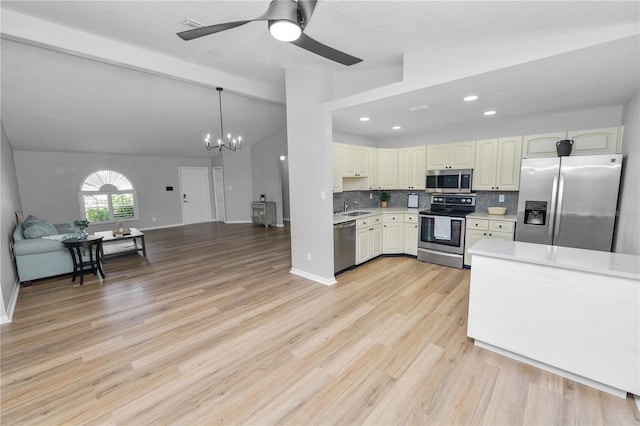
79 170 138 223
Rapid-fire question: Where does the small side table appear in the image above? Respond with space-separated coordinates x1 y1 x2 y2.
63 236 105 285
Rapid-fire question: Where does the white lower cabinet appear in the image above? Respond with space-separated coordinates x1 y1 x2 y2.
382 214 403 254
464 217 515 267
356 215 382 264
351 212 420 265
403 214 418 256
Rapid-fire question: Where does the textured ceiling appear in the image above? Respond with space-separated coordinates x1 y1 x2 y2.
1 1 639 157
3 0 639 86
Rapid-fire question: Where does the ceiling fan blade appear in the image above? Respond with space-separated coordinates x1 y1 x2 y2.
290 33 362 66
178 0 299 41
297 0 318 27
177 21 252 41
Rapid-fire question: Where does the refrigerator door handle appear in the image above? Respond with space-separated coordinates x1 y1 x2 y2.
553 173 566 245
548 174 559 243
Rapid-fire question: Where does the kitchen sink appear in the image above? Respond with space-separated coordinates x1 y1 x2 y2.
342 211 371 216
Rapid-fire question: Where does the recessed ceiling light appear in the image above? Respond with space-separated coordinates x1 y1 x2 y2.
392 126 401 130
359 117 370 122
484 110 497 116
464 95 478 102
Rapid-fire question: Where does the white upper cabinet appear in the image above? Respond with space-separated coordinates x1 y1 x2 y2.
342 144 369 177
474 137 522 191
368 147 379 190
523 126 622 158
495 136 523 191
473 139 498 190
566 127 623 156
378 148 398 190
398 146 426 190
332 143 343 193
427 141 475 170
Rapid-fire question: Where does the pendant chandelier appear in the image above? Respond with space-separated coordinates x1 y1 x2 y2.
205 87 242 151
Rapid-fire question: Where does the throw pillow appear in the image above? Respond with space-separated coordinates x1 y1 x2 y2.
23 221 59 239
21 215 59 239
22 215 43 229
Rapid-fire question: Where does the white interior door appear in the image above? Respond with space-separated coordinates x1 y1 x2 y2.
213 167 226 222
179 167 212 224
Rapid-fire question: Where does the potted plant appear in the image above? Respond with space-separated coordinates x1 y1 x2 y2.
73 219 90 239
380 191 391 208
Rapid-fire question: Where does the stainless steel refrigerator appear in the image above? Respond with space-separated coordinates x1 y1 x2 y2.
515 154 622 251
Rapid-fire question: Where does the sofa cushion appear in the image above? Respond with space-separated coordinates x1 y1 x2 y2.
12 237 67 256
22 216 59 239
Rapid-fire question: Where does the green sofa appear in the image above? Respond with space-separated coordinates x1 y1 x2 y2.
12 217 75 286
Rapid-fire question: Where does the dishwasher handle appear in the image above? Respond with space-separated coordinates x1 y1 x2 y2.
334 221 356 229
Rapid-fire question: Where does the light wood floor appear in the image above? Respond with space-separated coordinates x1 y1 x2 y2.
2 222 638 425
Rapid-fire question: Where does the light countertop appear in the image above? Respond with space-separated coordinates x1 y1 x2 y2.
466 213 517 222
333 207 420 225
469 238 640 280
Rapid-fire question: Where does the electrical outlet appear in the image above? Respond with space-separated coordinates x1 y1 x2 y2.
369 193 373 199
499 194 505 203
306 252 312 261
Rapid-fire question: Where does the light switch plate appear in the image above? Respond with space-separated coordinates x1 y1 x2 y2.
499 194 505 203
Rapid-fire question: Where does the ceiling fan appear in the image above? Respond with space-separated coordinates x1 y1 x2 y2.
177 0 362 66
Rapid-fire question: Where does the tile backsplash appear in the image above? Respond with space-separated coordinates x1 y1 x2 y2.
334 190 519 214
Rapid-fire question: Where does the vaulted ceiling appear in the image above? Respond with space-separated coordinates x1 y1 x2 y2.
1 1 638 157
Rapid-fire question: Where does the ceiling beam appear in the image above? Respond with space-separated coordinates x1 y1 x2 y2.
0 9 286 105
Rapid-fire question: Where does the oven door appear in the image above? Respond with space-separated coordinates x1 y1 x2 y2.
418 214 466 255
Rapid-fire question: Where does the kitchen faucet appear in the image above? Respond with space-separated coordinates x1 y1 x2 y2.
344 200 358 212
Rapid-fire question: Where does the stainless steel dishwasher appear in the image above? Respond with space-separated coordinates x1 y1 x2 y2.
333 220 356 274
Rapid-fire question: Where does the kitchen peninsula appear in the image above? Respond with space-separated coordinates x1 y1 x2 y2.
467 238 639 402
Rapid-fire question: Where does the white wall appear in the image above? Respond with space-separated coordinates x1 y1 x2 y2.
332 130 379 147
286 66 335 285
220 149 253 223
614 88 640 255
378 105 624 147
332 65 402 99
13 151 212 230
250 127 287 226
1 122 23 322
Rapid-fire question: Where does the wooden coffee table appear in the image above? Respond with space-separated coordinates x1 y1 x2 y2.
93 228 146 258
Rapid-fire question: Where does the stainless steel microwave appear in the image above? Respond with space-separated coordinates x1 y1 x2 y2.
425 169 473 193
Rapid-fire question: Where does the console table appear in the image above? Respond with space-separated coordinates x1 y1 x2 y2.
251 201 276 227
62 235 105 285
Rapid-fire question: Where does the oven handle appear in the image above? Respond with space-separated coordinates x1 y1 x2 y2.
419 214 466 222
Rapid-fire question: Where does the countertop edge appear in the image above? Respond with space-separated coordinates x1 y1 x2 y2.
469 239 640 280
466 213 517 222
333 208 421 224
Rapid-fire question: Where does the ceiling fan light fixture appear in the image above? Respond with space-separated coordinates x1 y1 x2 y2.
269 20 302 42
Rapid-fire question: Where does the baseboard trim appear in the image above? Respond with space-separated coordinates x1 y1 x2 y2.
474 340 628 399
290 268 337 286
224 220 253 224
139 223 183 231
0 278 20 324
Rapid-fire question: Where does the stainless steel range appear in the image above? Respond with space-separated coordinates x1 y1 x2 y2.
417 194 476 269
